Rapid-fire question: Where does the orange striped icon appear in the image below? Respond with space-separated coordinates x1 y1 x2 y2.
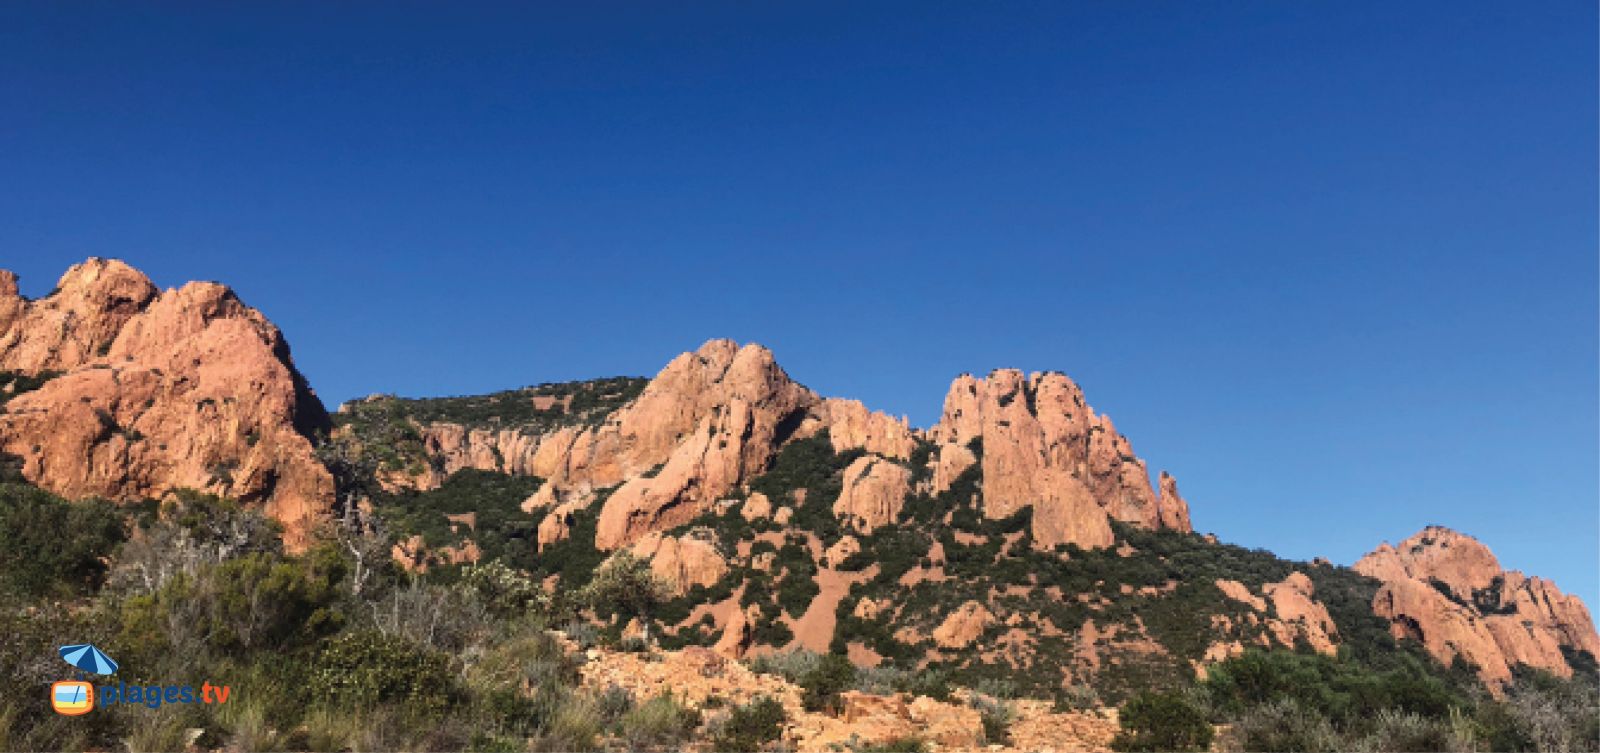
51 681 94 715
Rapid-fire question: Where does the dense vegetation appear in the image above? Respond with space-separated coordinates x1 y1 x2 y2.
331 376 646 475
0 480 740 751
373 468 544 565
1111 650 1600 752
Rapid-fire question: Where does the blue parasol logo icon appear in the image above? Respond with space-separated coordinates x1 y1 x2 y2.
58 644 118 676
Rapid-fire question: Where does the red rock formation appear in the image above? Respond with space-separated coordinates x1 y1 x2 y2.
351 340 1194 556
1156 471 1192 532
928 370 1190 549
820 398 916 460
1261 572 1339 654
629 530 729 595
0 259 334 547
933 600 996 649
1354 526 1600 688
833 456 913 534
592 341 818 549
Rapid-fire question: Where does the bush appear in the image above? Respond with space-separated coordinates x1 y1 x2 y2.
595 683 636 726
1201 649 1463 727
117 551 342 660
309 631 458 716
749 648 822 682
1111 690 1214 752
460 559 550 621
1219 698 1340 752
801 653 858 714
1349 708 1458 752
617 691 701 751
0 483 125 597
712 696 787 753
534 694 602 752
971 695 1013 745
584 551 672 644
858 737 928 753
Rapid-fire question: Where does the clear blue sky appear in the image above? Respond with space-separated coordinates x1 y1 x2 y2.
4 3 1595 602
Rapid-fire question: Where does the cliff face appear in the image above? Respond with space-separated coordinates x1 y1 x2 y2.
1355 526 1600 688
927 370 1192 549
0 259 334 546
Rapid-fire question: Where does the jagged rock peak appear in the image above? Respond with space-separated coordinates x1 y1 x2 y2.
0 258 334 548
927 368 1191 550
1355 527 1599 689
0 257 161 372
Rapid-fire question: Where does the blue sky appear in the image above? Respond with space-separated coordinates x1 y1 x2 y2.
3 2 1595 602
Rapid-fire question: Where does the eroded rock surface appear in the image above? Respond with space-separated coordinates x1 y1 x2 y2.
1355 526 1600 688
0 259 333 546
929 370 1191 549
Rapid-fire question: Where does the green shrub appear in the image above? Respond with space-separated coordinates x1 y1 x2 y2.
712 696 787 753
858 737 927 753
1202 650 1464 727
309 631 458 716
971 695 1013 745
460 559 550 621
534 694 602 752
749 649 822 682
595 683 636 726
1111 690 1213 752
1220 698 1340 752
617 691 701 751
1350 708 1458 752
801 653 858 714
584 550 672 644
0 483 125 597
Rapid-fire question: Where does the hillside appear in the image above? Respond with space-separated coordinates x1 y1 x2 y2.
0 259 1595 752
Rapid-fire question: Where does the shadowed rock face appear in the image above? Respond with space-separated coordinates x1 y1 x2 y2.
1355 526 1600 689
927 369 1192 549
0 259 334 547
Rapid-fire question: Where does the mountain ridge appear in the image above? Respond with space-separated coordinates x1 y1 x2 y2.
2 258 1595 701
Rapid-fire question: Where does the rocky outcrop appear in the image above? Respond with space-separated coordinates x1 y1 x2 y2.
833 456 913 533
592 341 819 549
929 370 1190 549
1262 572 1338 654
1213 574 1339 656
1156 471 1192 532
821 398 916 459
630 530 729 595
932 443 977 494
712 606 753 659
0 259 159 372
1355 527 1600 688
0 259 334 547
741 491 773 521
345 342 1195 557
933 600 996 649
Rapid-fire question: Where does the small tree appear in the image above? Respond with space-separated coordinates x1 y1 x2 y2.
800 653 858 714
583 551 671 645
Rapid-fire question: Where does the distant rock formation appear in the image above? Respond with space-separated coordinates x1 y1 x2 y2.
928 369 1192 549
0 259 333 547
1355 526 1600 688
